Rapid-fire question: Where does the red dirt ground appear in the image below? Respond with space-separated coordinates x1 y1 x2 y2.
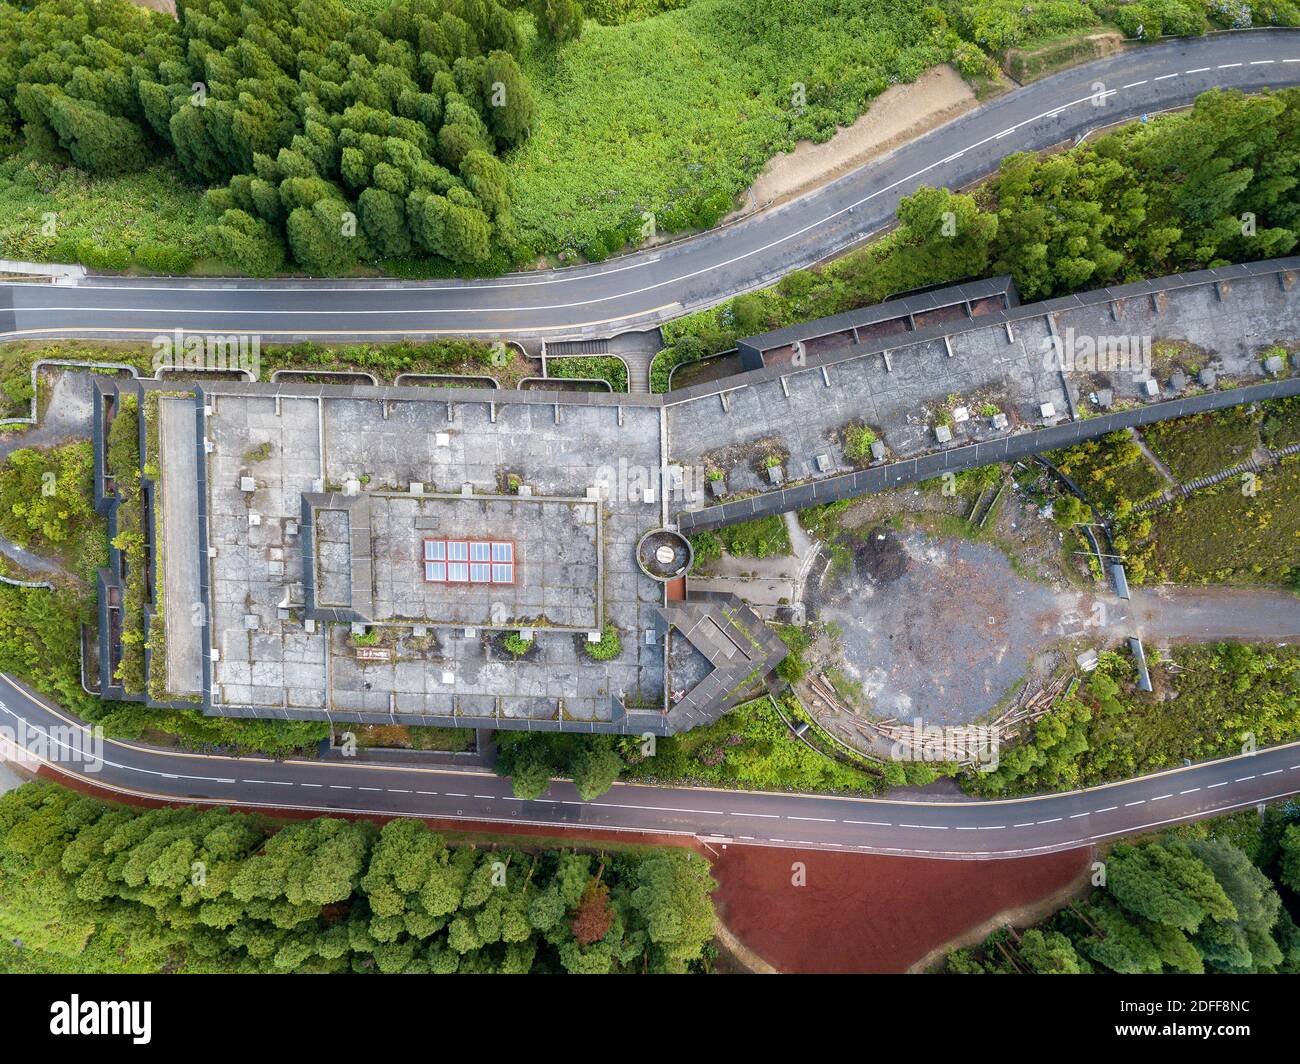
710 843 1092 973
34 767 1090 973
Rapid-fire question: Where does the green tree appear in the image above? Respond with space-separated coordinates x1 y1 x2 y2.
1018 928 1086 974
529 0 584 43
571 739 624 801
628 849 716 972
1105 841 1235 932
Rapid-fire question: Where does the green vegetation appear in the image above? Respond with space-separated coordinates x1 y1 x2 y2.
0 782 717 973
0 0 535 274
0 580 98 719
842 423 878 465
1050 429 1166 514
0 155 211 273
509 0 952 258
968 644 1300 796
687 529 722 572
105 394 145 693
1052 493 1089 529
502 631 534 656
582 622 622 661
655 89 1300 387
2 0 1297 276
497 695 887 798
1143 406 1262 482
1263 397 1300 449
0 442 106 583
342 723 474 751
949 822 1300 974
658 185 997 387
625 695 884 793
496 732 627 800
717 514 791 558
1129 459 1300 585
0 421 328 754
1000 29 1119 84
545 354 628 391
773 624 811 684
1051 402 1300 586
0 338 501 421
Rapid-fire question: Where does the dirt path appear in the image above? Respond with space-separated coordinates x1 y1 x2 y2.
1127 585 1300 643
1130 429 1177 486
731 65 978 218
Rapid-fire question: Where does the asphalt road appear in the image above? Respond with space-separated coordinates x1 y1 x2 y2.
4 674 1298 859
4 32 1300 344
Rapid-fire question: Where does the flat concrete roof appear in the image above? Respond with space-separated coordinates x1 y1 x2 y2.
364 491 603 631
158 396 203 696
193 386 670 726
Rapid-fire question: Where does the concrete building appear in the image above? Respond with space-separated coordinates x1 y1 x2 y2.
92 379 784 735
90 255 1300 734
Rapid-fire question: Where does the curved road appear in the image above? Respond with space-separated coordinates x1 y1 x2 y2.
4 32 1300 343
5 35 1300 858
3 674 1298 859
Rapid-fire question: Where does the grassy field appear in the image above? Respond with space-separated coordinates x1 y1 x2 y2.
1048 401 1300 587
508 0 947 258
0 153 213 273
717 513 792 558
1136 458 1300 586
1143 406 1263 482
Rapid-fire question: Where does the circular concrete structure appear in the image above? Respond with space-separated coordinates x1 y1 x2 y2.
637 528 693 581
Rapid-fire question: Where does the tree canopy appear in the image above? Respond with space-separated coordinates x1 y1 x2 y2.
0 0 537 272
0 783 718 973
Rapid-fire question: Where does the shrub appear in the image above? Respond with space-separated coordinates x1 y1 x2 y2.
131 241 193 274
688 530 722 571
843 423 878 464
502 631 534 656
583 623 622 661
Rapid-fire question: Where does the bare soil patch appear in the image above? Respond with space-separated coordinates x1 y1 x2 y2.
735 65 977 215
710 842 1091 973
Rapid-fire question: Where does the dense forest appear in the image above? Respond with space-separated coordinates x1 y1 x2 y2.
0 0 535 273
950 817 1300 974
0 782 717 973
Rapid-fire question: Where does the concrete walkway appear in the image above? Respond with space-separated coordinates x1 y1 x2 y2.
0 370 95 458
159 397 203 696
0 259 85 285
